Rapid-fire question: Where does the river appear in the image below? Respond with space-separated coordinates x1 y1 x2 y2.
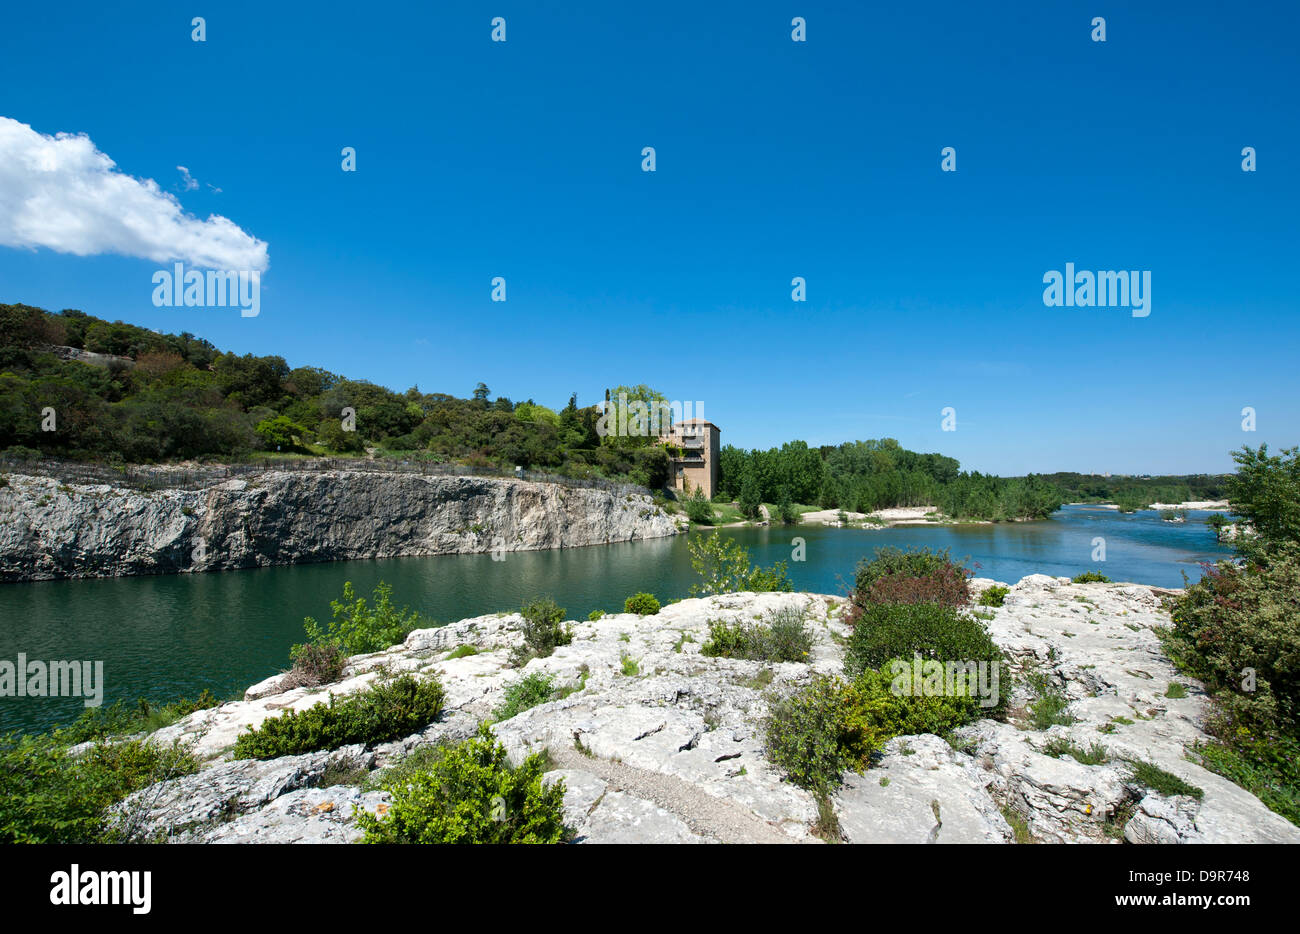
0 504 1232 735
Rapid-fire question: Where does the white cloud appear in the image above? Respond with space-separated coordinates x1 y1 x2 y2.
176 165 199 191
0 117 268 272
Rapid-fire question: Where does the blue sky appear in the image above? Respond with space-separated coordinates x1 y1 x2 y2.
1 1 1297 475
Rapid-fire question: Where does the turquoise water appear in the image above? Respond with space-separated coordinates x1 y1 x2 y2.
0 505 1232 735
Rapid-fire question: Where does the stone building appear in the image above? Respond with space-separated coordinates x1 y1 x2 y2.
663 418 720 499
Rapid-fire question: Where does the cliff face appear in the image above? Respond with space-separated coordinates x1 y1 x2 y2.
0 471 681 581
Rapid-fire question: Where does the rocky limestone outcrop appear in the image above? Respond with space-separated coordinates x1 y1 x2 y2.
116 576 1300 844
0 470 680 581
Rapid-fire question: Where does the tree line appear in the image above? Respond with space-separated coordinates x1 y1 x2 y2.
716 438 1063 521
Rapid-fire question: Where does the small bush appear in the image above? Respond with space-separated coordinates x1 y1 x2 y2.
587 609 605 621
763 675 890 793
763 667 988 793
511 597 573 666
297 581 424 658
1028 692 1075 730
687 533 792 596
358 724 569 844
445 645 478 660
284 643 348 688
1164 546 1300 735
232 675 445 760
978 585 1010 607
701 607 812 663
624 592 661 616
494 673 555 722
852 547 971 607
1072 571 1111 583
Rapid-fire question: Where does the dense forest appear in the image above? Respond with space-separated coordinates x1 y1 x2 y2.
0 304 1226 521
715 439 1064 521
0 303 669 488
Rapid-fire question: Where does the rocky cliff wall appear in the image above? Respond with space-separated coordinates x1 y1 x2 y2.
0 470 681 581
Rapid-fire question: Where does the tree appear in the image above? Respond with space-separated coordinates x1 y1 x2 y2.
1227 445 1300 553
739 471 762 520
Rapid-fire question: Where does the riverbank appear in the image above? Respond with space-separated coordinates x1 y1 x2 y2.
112 574 1297 844
0 470 681 582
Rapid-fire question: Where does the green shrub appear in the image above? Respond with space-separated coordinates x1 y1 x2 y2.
1190 734 1300 826
232 675 445 760
297 581 424 658
1164 546 1300 734
1071 571 1111 583
1128 760 1204 800
587 609 605 621
851 547 970 607
511 597 573 666
0 732 197 843
763 666 988 793
978 585 1010 607
702 607 812 663
445 645 478 660
687 532 792 596
763 675 891 793
494 673 555 722
624 592 661 616
358 724 569 844
843 602 1005 714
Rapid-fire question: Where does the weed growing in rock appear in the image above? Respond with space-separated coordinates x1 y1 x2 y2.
702 607 812 662
1043 737 1108 765
978 585 1010 607
284 643 348 689
494 673 556 722
1127 759 1204 800
1072 571 1111 583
